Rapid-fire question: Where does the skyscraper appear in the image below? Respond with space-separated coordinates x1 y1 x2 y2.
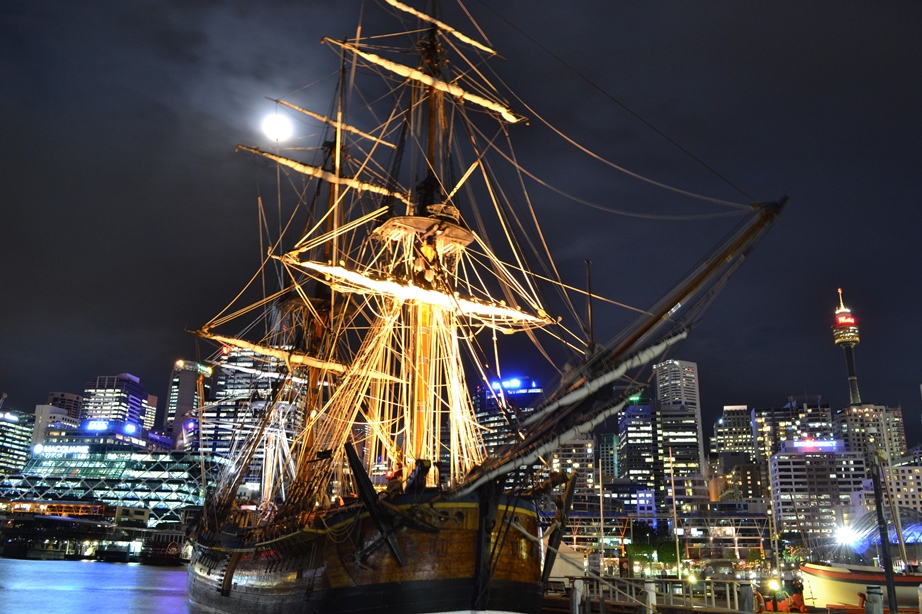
0 409 34 473
833 403 906 465
165 359 213 435
473 376 542 456
81 373 148 426
769 440 865 541
751 397 832 466
617 398 659 493
654 359 705 477
46 392 83 420
598 432 618 484
711 405 755 457
832 288 862 406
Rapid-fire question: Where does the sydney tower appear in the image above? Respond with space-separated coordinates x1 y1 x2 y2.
832 288 862 405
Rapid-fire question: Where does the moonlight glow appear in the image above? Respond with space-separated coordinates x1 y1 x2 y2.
262 114 293 141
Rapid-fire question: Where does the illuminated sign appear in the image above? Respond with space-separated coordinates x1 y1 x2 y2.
123 423 137 434
2 412 19 422
490 377 539 391
86 420 110 431
836 314 856 326
791 439 839 451
33 444 90 455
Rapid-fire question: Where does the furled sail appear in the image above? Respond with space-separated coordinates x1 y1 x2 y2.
235 145 412 207
323 38 521 123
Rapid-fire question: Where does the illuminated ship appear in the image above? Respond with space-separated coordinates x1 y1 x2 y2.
185 2 785 613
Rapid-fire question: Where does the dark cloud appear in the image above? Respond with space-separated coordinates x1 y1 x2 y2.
0 0 919 447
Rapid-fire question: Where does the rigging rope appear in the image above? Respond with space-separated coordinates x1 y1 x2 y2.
475 0 757 204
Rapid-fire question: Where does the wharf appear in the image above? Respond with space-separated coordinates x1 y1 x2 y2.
542 576 764 614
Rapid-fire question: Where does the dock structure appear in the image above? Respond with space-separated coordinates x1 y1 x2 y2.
543 575 754 614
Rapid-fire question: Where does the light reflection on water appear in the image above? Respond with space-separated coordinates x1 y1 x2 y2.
0 559 208 614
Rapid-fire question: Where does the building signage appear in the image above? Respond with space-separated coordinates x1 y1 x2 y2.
87 420 110 431
490 377 540 392
836 314 856 326
33 443 90 455
791 439 839 451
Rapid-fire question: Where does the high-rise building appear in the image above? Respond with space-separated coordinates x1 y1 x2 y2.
472 376 545 490
833 404 906 465
598 432 618 484
46 392 83 420
832 288 862 406
473 376 542 456
0 409 35 473
187 347 283 489
31 405 80 445
550 436 601 513
752 397 832 466
769 439 865 541
654 359 705 478
711 405 755 457
142 394 158 432
81 374 148 426
165 360 213 435
617 398 658 493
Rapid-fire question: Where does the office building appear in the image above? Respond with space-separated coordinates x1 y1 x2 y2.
31 404 80 445
46 392 83 420
0 410 35 473
473 376 543 456
711 405 755 457
81 373 148 426
769 439 865 541
752 397 832 466
165 359 213 435
0 439 221 526
654 359 705 477
142 394 158 431
598 432 618 483
617 399 658 493
833 403 906 465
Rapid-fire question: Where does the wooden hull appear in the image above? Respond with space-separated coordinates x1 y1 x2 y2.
188 494 543 614
800 562 922 608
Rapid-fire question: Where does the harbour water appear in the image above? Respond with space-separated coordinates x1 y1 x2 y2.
0 558 203 614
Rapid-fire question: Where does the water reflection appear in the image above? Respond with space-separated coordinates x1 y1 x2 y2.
0 559 205 614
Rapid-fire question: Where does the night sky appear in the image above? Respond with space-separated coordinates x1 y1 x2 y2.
1 2 920 446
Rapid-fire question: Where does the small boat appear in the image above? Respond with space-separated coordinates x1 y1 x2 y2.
800 562 922 609
140 526 189 566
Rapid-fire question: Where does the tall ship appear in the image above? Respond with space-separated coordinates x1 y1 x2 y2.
186 2 785 613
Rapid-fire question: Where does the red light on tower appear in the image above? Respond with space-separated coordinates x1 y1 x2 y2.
832 288 860 347
835 313 856 327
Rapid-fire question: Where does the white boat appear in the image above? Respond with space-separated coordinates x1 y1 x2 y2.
801 562 922 608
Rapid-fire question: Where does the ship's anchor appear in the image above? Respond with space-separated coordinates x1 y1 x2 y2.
344 443 407 567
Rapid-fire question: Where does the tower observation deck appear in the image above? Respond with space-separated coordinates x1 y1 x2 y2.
832 288 862 405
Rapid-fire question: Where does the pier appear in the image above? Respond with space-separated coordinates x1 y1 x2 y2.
543 576 752 614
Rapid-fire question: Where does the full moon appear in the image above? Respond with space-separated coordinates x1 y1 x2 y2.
262 114 293 141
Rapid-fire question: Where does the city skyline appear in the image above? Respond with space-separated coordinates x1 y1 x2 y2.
1 2 920 445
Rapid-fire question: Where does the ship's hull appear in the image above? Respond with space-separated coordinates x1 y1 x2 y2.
188 493 544 614
800 562 922 608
